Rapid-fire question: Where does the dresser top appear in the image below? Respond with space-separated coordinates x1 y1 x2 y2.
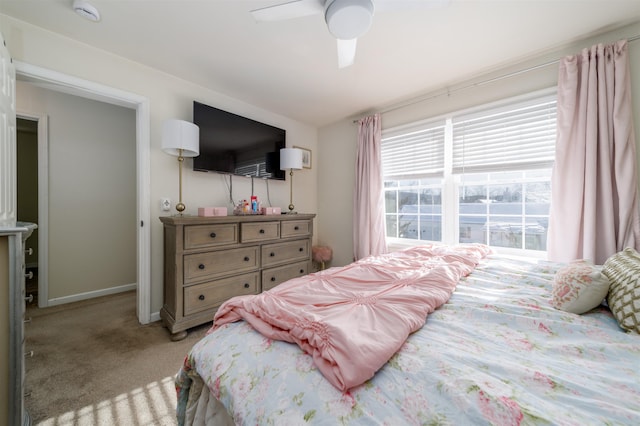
160 213 316 226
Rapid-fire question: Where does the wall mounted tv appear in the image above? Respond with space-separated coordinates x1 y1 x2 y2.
192 101 286 180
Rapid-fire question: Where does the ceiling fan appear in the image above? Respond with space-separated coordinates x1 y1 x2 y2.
251 0 448 68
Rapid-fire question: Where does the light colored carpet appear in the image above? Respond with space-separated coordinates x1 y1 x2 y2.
24 291 210 425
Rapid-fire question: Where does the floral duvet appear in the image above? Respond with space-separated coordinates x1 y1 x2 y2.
176 253 640 425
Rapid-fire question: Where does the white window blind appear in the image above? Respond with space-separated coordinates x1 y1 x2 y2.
381 120 446 179
234 161 265 177
452 95 557 173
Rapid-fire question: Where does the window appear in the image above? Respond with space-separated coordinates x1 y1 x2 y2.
382 90 556 255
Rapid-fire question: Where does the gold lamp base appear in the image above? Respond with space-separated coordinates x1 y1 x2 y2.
285 169 298 214
175 153 186 215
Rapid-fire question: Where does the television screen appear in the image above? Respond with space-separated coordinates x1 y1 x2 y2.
193 101 286 180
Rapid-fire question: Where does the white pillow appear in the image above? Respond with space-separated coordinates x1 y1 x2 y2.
551 260 610 314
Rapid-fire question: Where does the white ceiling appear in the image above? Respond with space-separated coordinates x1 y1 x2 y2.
2 0 640 127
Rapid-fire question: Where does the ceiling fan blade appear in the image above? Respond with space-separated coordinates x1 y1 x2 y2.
374 0 450 12
251 0 324 22
337 38 357 68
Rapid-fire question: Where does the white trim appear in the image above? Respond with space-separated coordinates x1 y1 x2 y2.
16 111 49 307
46 283 137 307
14 60 152 324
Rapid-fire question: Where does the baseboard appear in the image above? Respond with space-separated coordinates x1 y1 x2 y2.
46 283 136 307
150 311 161 322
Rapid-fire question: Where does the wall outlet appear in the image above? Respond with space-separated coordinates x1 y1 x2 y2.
160 198 171 211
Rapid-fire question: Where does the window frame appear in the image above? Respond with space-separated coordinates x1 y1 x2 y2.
382 88 556 259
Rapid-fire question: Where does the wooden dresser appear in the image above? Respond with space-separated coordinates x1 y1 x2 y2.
1 222 36 426
160 213 315 340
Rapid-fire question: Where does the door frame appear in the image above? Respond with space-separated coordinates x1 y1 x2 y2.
15 60 152 324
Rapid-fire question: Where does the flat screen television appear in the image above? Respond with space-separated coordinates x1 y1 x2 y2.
192 101 286 180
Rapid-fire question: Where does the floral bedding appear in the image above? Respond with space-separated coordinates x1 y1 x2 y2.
176 253 640 425
211 244 490 391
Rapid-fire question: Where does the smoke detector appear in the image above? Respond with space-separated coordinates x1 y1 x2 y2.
73 0 101 22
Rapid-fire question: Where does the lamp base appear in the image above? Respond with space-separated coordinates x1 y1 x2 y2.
285 203 297 214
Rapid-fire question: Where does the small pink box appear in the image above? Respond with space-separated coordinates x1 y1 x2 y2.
261 207 281 215
198 207 227 217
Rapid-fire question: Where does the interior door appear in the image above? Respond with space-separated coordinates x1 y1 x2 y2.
0 32 17 227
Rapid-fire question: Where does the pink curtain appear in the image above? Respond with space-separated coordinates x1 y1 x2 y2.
547 40 640 264
353 113 387 260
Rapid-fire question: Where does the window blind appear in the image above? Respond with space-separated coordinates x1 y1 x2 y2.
381 120 445 179
452 96 556 173
234 162 265 177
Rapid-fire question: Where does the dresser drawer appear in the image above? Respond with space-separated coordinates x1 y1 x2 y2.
184 224 238 250
262 239 310 268
281 220 312 238
241 221 280 242
184 246 259 284
262 260 310 291
184 272 259 315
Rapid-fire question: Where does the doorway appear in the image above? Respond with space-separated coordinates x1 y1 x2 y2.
14 61 152 324
16 118 39 302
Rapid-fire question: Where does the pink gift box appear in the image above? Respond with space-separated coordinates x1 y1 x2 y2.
198 207 227 217
261 207 281 215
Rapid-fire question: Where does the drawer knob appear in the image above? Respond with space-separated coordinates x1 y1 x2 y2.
259 229 265 234
25 294 33 303
198 264 205 270
300 269 304 274
270 252 275 257
299 247 304 252
198 294 205 301
210 232 216 238
25 271 34 280
244 283 250 288
271 277 276 282
244 256 250 262
26 247 33 256
294 226 299 230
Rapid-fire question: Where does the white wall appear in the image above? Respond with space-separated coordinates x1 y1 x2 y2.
318 21 640 266
1 15 318 313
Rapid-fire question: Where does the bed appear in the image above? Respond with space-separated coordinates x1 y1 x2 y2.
175 243 640 425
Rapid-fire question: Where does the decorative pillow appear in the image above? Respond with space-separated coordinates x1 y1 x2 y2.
602 247 640 334
551 260 610 314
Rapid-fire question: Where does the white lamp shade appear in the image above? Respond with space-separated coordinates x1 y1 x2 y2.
161 119 200 157
280 148 303 170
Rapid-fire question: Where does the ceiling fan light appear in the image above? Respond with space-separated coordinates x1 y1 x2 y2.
325 0 374 40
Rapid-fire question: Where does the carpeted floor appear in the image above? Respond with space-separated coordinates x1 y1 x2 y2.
24 291 210 425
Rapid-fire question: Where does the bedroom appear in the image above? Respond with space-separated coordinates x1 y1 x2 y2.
1 0 640 424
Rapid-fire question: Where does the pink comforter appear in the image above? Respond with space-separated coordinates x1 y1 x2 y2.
211 244 491 391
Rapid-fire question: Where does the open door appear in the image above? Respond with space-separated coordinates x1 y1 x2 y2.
0 32 17 227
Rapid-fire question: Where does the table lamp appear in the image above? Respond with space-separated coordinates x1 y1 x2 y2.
280 148 303 214
161 119 199 215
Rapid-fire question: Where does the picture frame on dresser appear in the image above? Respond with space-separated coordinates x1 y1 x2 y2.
159 214 315 341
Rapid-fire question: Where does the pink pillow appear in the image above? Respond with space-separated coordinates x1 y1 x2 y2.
551 260 610 314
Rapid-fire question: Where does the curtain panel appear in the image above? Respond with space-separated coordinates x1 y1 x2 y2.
353 114 387 260
547 39 640 264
